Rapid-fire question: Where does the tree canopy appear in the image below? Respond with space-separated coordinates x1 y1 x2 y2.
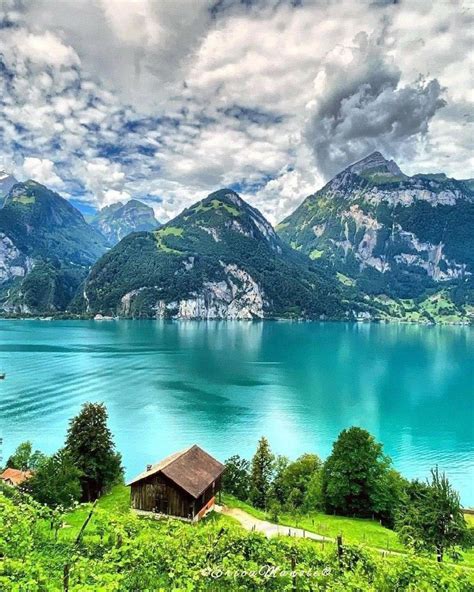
65 402 123 501
322 427 393 518
396 468 471 562
6 440 45 471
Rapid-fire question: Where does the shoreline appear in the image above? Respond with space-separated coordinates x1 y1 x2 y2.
0 314 472 326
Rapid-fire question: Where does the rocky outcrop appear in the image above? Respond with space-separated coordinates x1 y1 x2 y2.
0 234 32 283
119 264 266 319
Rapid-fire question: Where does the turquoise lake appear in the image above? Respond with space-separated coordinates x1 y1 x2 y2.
0 320 472 505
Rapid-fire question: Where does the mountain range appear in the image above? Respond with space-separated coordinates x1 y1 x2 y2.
76 189 349 319
0 153 472 322
0 180 160 313
0 181 108 313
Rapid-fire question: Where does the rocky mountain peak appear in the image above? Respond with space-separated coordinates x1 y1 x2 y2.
0 171 18 205
347 151 406 178
91 198 159 246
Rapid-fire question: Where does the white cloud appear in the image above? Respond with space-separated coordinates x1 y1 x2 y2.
102 189 131 207
0 0 472 224
80 160 127 205
22 157 64 188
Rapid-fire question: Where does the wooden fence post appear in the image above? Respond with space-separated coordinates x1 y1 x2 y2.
291 553 297 592
63 500 98 592
337 535 343 567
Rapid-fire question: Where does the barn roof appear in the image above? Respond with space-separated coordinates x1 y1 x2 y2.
0 467 32 486
127 445 224 499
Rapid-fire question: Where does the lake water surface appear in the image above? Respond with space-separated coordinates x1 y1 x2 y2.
0 320 472 504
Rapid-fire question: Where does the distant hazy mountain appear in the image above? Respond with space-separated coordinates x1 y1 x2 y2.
0 171 17 205
90 199 160 245
278 152 474 323
0 181 108 314
77 189 353 320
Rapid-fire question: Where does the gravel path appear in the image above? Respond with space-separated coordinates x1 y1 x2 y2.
216 505 330 542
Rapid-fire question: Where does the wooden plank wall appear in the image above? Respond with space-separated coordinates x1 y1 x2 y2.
131 474 194 518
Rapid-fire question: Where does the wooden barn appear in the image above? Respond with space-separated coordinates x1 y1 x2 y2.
127 445 224 521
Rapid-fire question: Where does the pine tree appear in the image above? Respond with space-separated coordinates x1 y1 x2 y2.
65 402 123 501
249 437 274 509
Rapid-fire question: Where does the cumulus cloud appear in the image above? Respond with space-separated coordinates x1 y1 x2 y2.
0 0 472 222
22 157 64 188
305 31 447 178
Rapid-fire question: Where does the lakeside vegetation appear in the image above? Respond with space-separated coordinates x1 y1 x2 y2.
1 403 473 590
223 431 473 565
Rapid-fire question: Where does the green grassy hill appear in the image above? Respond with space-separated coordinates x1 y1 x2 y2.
3 484 472 591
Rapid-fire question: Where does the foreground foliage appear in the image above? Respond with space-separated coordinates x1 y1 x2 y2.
1 491 473 591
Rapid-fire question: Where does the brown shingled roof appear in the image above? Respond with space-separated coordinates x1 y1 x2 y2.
0 467 32 486
127 445 224 499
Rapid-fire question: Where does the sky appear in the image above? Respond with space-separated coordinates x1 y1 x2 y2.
0 0 472 223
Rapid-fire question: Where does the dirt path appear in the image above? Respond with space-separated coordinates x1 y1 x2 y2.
216 505 330 542
216 505 474 570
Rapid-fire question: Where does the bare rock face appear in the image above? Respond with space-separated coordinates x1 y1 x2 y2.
120 264 266 320
90 199 160 246
0 234 32 283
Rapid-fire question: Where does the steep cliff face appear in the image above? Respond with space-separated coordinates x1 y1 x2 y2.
119 264 266 320
278 153 474 311
78 189 349 320
0 234 32 284
0 181 108 313
90 199 160 245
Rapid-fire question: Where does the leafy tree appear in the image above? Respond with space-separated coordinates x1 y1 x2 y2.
25 449 82 509
6 441 45 471
249 436 274 509
303 469 324 512
372 468 408 527
222 455 250 500
274 453 322 510
322 427 391 517
269 454 289 504
65 402 123 501
396 468 471 562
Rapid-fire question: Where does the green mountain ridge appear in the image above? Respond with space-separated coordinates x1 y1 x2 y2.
76 189 356 320
278 152 474 324
0 181 108 313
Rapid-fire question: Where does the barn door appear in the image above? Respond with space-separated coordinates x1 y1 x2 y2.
155 484 169 514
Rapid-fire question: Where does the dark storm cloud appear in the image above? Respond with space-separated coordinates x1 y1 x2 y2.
305 32 447 178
